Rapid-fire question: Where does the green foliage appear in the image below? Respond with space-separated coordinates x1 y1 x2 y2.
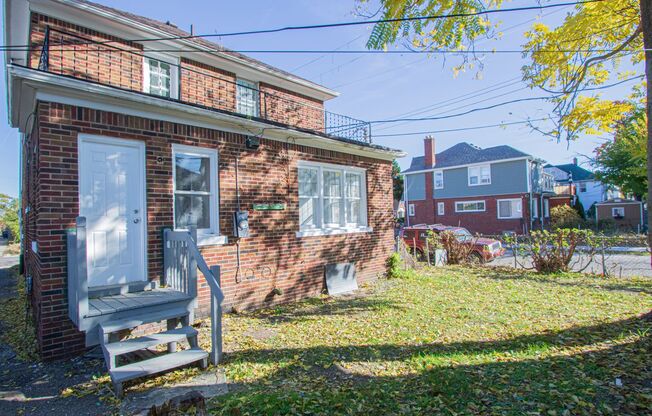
550 205 583 230
0 266 38 361
573 199 586 220
593 105 648 199
385 252 402 278
527 229 597 273
0 194 19 242
438 230 474 265
392 160 404 202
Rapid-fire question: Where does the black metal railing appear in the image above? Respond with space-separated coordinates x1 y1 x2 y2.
35 26 372 143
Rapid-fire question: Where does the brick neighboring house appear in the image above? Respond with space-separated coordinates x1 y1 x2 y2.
4 0 404 360
403 137 555 235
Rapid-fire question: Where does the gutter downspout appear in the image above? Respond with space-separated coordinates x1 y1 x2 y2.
403 174 410 227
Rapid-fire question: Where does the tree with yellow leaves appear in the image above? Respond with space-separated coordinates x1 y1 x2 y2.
364 0 651 245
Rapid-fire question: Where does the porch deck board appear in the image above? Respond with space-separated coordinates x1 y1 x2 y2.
87 288 191 318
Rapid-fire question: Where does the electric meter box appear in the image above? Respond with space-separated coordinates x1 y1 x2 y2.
233 210 250 238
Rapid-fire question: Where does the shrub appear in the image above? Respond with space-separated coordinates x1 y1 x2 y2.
438 231 476 265
386 252 402 278
550 205 583 229
527 229 597 273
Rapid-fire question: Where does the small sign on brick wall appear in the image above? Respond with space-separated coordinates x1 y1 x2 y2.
253 203 286 211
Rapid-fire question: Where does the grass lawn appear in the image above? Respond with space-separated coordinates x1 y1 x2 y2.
205 266 652 415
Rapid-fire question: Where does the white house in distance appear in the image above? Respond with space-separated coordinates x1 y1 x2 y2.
544 158 621 213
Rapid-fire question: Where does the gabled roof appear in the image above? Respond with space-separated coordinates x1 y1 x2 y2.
56 0 338 100
544 163 594 182
403 142 532 174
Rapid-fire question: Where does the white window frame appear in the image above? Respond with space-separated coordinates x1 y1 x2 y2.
433 170 444 190
143 52 179 99
172 144 225 246
531 198 538 218
468 164 491 186
296 161 371 237
437 202 445 216
236 78 260 117
544 199 550 218
408 203 415 217
612 207 625 218
497 198 523 219
455 200 486 213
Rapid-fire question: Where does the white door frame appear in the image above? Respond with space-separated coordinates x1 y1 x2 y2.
78 133 148 286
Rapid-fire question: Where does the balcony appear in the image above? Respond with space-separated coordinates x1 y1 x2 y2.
33 26 372 144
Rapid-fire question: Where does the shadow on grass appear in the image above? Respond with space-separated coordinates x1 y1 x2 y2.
212 312 652 415
480 266 652 296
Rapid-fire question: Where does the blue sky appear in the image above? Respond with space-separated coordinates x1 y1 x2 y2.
0 0 642 197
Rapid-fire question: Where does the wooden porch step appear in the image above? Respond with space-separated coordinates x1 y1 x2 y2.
103 326 198 357
111 347 208 385
99 306 189 335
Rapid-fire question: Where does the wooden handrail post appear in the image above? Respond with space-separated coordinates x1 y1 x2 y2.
209 264 223 365
76 216 88 321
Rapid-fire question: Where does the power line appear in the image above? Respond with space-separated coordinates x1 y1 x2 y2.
373 117 552 137
0 0 605 50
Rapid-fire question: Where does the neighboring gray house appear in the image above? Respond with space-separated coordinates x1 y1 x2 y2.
544 159 621 213
403 137 555 235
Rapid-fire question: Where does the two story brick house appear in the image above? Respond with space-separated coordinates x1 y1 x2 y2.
3 0 404 366
403 137 554 235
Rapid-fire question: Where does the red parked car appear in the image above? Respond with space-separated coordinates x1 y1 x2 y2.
400 224 505 263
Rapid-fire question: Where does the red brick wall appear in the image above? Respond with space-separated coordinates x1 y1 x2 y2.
25 101 393 360
29 13 325 132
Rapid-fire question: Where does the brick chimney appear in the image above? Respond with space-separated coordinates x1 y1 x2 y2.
424 136 436 167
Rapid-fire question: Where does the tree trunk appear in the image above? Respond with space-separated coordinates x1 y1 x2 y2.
642 0 652 259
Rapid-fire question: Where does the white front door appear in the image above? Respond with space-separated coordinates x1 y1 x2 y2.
79 135 146 287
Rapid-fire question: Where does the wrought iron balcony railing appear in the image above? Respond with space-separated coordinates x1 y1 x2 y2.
35 26 372 143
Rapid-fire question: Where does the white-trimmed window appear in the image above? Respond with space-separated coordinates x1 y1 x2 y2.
498 198 523 219
437 202 445 215
455 200 486 213
468 164 491 186
544 199 550 217
612 207 625 219
531 198 538 218
143 54 179 99
434 170 444 190
172 144 220 242
579 182 587 193
236 79 260 117
408 204 415 216
297 161 368 235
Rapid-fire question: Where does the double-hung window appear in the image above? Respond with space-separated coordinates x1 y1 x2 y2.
468 164 491 186
297 161 368 236
531 198 539 218
143 54 178 99
434 170 444 190
544 199 550 217
172 144 222 245
497 199 523 219
437 202 445 215
236 79 259 117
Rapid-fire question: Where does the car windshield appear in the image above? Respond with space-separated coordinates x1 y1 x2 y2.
453 229 473 242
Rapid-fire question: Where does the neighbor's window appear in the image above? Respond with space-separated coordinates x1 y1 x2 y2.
236 79 259 117
434 170 444 190
297 162 367 232
172 144 218 236
143 56 178 99
612 207 625 219
408 204 415 216
437 202 445 216
544 199 550 217
531 198 538 218
468 164 491 186
579 182 587 193
498 199 523 219
455 200 486 212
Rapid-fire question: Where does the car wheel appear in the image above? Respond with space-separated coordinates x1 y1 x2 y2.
467 252 484 264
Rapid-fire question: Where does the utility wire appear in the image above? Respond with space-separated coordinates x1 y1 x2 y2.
373 117 552 137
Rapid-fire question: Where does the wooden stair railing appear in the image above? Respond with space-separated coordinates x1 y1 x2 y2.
163 228 224 365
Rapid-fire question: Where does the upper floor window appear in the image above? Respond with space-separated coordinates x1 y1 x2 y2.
498 198 522 219
298 161 368 232
237 79 260 117
434 170 444 189
468 164 491 186
579 182 587 193
143 55 179 99
172 144 219 240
